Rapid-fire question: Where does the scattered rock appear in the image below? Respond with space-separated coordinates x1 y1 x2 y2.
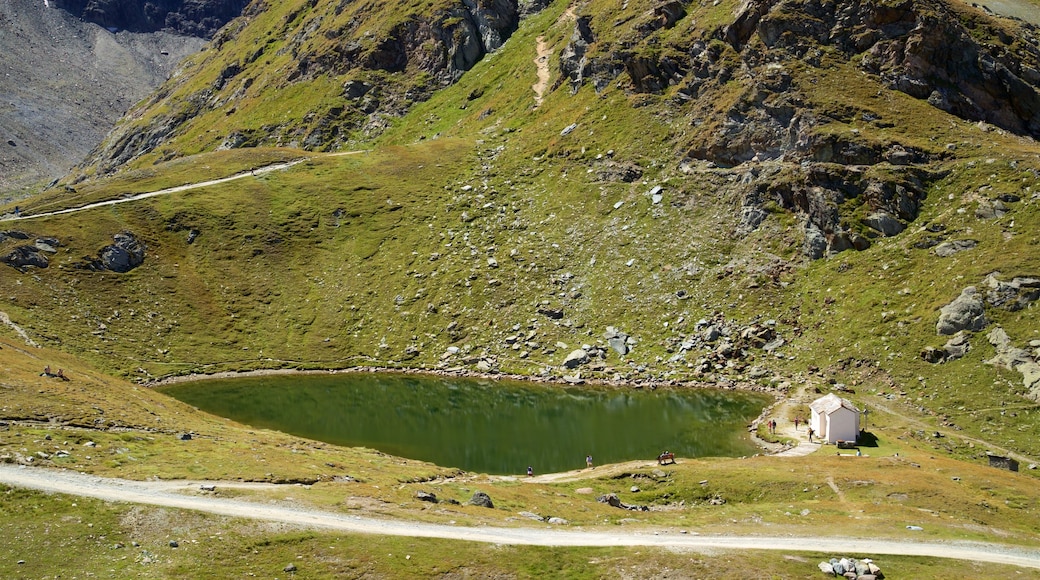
179 433 192 441
169 540 179 548
34 237 61 253
416 491 438 503
562 349 589 369
537 307 564 319
975 199 1008 219
469 491 494 508
605 326 631 356
936 286 987 335
986 326 1040 401
547 516 569 525
984 273 1040 311
518 511 543 521
284 563 297 573
862 211 905 237
923 331 971 363
2 245 49 269
80 232 146 272
933 239 977 257
596 493 648 511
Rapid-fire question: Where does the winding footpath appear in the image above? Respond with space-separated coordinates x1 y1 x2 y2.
1 464 1038 568
0 150 367 223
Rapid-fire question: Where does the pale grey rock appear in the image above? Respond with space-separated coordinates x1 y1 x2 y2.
862 211 905 236
936 287 987 335
934 239 977 257
562 349 589 368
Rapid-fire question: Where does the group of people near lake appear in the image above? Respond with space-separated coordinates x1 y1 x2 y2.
526 454 594 477
40 365 68 380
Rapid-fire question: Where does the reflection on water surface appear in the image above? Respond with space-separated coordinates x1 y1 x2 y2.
161 373 769 474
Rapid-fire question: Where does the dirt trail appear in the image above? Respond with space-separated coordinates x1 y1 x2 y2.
532 4 579 107
825 475 847 503
0 311 39 347
533 36 551 107
0 150 367 223
1 464 1038 568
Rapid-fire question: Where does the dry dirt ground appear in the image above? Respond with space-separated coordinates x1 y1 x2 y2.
1 464 1039 569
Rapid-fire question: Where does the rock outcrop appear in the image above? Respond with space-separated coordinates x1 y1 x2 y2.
936 286 988 335
556 0 1040 258
52 0 247 37
2 246 49 270
78 232 147 273
82 0 545 173
986 327 1040 401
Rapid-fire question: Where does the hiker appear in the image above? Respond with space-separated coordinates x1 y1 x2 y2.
586 454 593 469
794 416 800 430
808 427 815 443
56 368 67 380
527 466 533 477
43 365 51 376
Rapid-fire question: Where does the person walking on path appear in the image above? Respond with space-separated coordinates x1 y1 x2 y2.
808 427 815 443
794 416 800 430
586 455 593 469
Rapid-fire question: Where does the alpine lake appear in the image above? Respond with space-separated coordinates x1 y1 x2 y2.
160 373 771 475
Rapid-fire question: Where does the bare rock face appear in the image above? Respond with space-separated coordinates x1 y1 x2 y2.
0 2 210 196
986 327 1040 401
82 0 543 173
556 0 1040 259
51 0 248 37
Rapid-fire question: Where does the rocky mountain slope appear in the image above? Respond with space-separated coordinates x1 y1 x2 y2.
0 0 242 198
52 0 248 36
3 0 1040 463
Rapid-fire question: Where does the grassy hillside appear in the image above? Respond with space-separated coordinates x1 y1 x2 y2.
4 0 1039 459
2 0 1040 574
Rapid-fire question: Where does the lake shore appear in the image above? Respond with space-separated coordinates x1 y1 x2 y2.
145 363 780 393
147 364 790 456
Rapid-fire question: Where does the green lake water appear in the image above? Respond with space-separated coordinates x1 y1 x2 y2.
160 373 770 475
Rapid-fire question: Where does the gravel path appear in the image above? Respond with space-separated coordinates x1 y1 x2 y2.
2 464 1038 568
1 150 368 223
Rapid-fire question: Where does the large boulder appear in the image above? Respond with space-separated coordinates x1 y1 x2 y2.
1 245 48 269
936 287 988 335
468 491 494 508
862 211 905 237
562 349 589 369
86 232 147 273
934 239 978 257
